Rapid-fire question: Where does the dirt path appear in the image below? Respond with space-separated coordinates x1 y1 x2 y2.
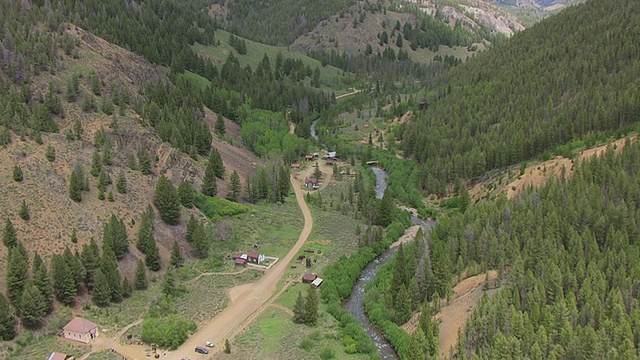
163 175 313 359
335 88 361 100
185 267 250 285
435 271 499 359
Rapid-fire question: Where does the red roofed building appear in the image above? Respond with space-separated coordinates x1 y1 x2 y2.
247 251 264 264
291 163 300 170
302 273 318 283
305 155 314 161
62 317 99 343
235 258 247 266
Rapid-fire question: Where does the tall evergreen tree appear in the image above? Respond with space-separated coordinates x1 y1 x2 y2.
154 176 181 225
293 290 305 323
162 266 177 297
91 269 111 307
3 218 17 248
136 209 154 253
304 285 319 325
191 221 209 259
103 215 129 259
202 156 218 197
170 241 184 268
62 248 84 289
138 149 152 175
0 293 16 340
134 259 148 290
100 247 122 303
122 277 133 298
145 237 161 271
377 189 394 227
215 113 225 136
116 171 127 194
227 170 241 202
81 238 100 288
19 281 47 327
6 247 28 306
69 168 82 202
51 254 77 306
212 148 225 179
90 148 102 177
33 252 52 311
186 214 197 243
177 180 194 208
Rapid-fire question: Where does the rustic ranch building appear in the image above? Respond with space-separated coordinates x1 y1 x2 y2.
62 317 99 343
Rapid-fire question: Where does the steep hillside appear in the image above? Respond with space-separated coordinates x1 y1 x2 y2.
0 23 259 288
401 0 640 195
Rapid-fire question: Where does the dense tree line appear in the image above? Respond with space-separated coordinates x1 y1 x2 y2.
426 140 640 358
215 0 356 46
401 0 640 194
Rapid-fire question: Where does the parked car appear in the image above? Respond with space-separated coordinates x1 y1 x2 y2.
205 341 214 347
195 346 209 354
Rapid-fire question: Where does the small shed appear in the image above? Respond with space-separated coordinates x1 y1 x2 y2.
326 159 334 166
48 353 70 360
235 258 247 266
305 178 319 189
62 317 99 343
311 277 324 287
302 273 318 283
305 154 314 161
247 251 264 264
291 163 300 170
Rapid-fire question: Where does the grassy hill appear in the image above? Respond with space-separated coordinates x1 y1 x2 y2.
192 29 355 94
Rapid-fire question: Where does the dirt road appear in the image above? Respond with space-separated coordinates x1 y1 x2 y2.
165 175 313 359
336 88 361 100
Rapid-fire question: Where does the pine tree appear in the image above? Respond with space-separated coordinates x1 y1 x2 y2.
103 215 129 259
69 168 82 202
377 189 394 227
293 291 305 323
395 284 412 325
138 149 152 175
186 214 197 243
13 165 23 182
154 176 181 225
191 221 209 259
81 238 100 288
62 248 84 289
170 241 184 268
116 171 127 194
227 170 241 202
313 162 322 180
33 252 52 311
100 247 122 303
224 339 231 354
19 281 47 327
6 247 28 306
162 266 177 297
122 277 133 298
134 259 148 290
406 328 427 360
212 148 225 179
107 190 114 202
90 148 102 177
91 269 111 307
177 180 194 208
145 237 161 271
51 254 77 306
0 293 16 340
215 113 225 136
3 218 17 248
202 156 218 197
102 140 113 166
304 285 319 325
136 209 154 253
459 186 470 213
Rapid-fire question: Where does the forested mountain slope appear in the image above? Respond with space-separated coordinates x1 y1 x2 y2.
401 0 640 195
437 139 640 359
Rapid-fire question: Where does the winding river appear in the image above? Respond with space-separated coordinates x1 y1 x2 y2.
343 165 435 360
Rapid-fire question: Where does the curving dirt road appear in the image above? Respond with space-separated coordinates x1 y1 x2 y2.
165 175 313 359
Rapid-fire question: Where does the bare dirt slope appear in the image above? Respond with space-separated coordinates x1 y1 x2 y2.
471 136 638 201
435 271 499 359
0 24 259 287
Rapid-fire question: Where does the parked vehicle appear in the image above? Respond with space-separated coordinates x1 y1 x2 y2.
205 341 214 347
195 346 209 354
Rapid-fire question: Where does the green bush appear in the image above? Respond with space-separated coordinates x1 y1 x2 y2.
319 347 335 360
194 192 248 219
299 338 313 351
140 313 196 349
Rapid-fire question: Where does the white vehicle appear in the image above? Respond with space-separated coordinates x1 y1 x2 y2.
205 341 214 348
